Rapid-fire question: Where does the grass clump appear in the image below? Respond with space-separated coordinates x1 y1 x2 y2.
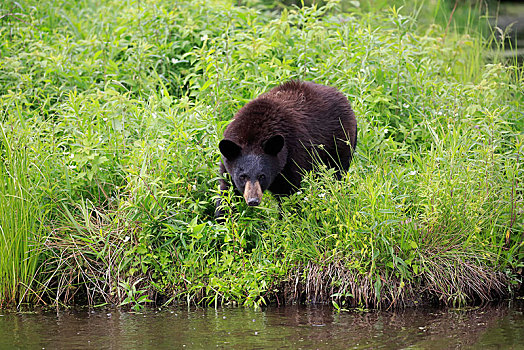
0 0 522 309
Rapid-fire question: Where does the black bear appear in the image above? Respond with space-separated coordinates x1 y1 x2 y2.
216 81 357 219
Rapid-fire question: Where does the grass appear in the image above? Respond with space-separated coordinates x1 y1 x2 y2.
0 126 47 307
0 0 522 309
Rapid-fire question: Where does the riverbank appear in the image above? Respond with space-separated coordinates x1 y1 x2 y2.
0 0 522 310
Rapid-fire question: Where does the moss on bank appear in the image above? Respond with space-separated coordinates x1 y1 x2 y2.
0 0 522 309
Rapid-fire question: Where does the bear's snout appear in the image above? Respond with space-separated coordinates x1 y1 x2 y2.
244 180 262 206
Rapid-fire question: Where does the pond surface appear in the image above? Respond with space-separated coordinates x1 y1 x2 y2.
1 301 523 349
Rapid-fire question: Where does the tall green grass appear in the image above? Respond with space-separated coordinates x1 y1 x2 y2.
0 0 522 308
0 127 47 307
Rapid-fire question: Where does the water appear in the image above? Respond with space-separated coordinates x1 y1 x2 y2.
1 301 523 349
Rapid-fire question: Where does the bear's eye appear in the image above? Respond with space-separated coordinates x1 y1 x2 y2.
239 174 247 182
258 174 266 181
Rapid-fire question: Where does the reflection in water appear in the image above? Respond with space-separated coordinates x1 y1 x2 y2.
0 301 523 349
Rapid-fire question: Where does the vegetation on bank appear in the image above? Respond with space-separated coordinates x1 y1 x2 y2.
0 0 522 310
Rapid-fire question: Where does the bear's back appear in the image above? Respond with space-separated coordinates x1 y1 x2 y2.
265 81 356 149
228 81 353 143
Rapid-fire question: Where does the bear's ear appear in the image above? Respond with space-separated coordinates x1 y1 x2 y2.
219 139 242 160
262 134 285 156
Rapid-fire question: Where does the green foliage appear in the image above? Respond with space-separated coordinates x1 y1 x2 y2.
0 0 522 308
119 278 153 312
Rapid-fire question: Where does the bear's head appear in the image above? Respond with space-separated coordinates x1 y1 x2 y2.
219 135 285 206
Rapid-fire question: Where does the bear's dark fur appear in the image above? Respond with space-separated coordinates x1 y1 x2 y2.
216 81 357 219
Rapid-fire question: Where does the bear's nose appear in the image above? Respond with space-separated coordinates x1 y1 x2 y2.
247 198 260 206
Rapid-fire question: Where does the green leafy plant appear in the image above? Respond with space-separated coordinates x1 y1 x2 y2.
119 278 153 312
